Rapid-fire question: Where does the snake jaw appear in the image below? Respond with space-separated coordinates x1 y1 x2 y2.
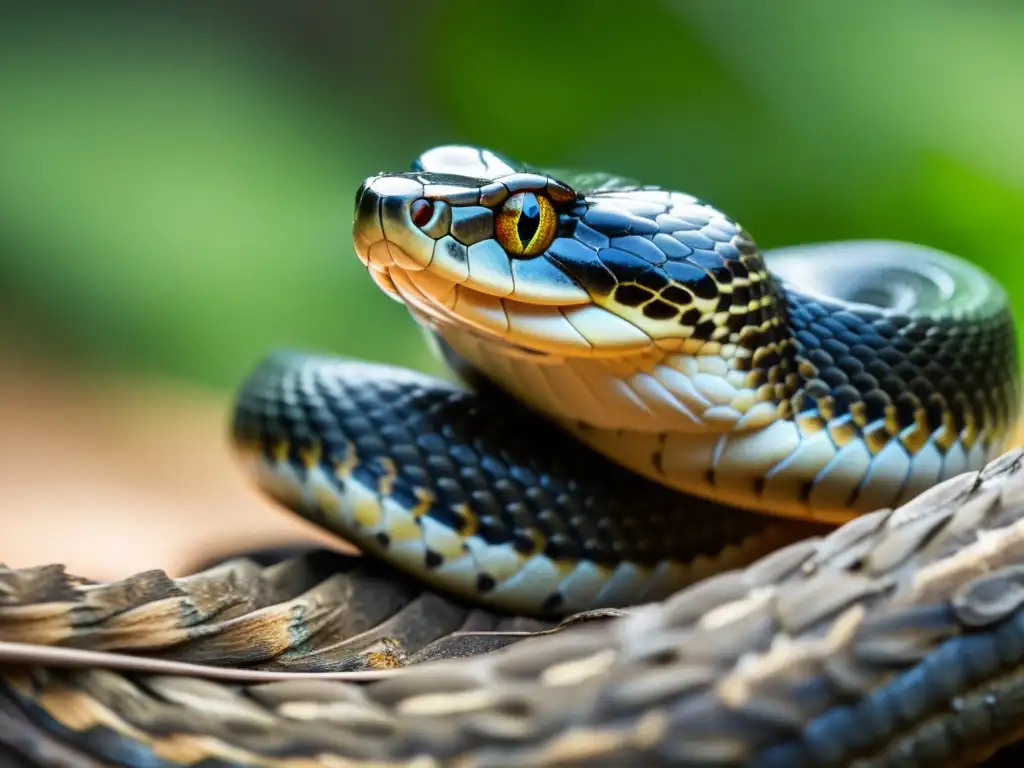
381 262 654 359
366 265 403 302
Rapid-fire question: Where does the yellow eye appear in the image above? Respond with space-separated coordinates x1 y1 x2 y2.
495 191 557 257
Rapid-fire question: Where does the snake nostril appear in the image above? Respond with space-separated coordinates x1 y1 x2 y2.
411 199 435 229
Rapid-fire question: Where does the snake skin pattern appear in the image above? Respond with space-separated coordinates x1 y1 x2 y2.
231 146 1021 617
354 146 1020 527
230 355 822 615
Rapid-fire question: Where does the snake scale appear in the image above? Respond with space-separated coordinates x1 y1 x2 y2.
0 145 1021 767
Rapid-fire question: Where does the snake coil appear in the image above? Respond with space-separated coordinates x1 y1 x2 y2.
231 145 1020 617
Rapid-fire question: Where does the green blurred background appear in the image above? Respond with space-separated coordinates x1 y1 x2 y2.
1 0 1022 392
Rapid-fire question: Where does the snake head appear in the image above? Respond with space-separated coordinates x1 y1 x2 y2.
353 145 780 362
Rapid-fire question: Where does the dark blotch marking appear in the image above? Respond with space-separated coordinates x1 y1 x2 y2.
541 593 565 613
880 375 906 400
832 384 862 415
425 550 444 569
680 307 702 326
439 235 468 264
544 532 578 560
694 319 718 339
474 517 511 548
636 268 669 291
799 482 814 504
894 392 920 428
512 530 537 555
643 300 679 320
925 395 947 431
726 312 749 334
661 285 693 305
740 328 766 351
476 573 497 593
754 347 781 371
375 532 391 548
615 284 653 307
691 274 719 300
427 504 471 534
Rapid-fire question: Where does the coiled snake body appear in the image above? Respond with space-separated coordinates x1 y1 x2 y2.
235 145 1019 616
0 146 1022 767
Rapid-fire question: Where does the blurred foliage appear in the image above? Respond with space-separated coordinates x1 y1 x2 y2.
0 0 1021 391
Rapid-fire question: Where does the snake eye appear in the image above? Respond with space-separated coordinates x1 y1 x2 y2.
495 191 557 258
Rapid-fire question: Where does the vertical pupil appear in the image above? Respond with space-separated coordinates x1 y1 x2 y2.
516 193 541 247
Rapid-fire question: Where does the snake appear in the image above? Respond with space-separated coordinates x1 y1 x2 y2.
0 144 1022 767
232 144 1019 617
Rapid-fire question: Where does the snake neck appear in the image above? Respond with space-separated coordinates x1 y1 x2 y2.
430 277 1019 524
430 300 793 437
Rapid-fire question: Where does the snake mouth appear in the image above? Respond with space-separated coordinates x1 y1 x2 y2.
371 256 657 359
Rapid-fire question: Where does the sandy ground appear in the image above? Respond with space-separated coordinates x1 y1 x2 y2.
0 348 345 580
1 346 1022 581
